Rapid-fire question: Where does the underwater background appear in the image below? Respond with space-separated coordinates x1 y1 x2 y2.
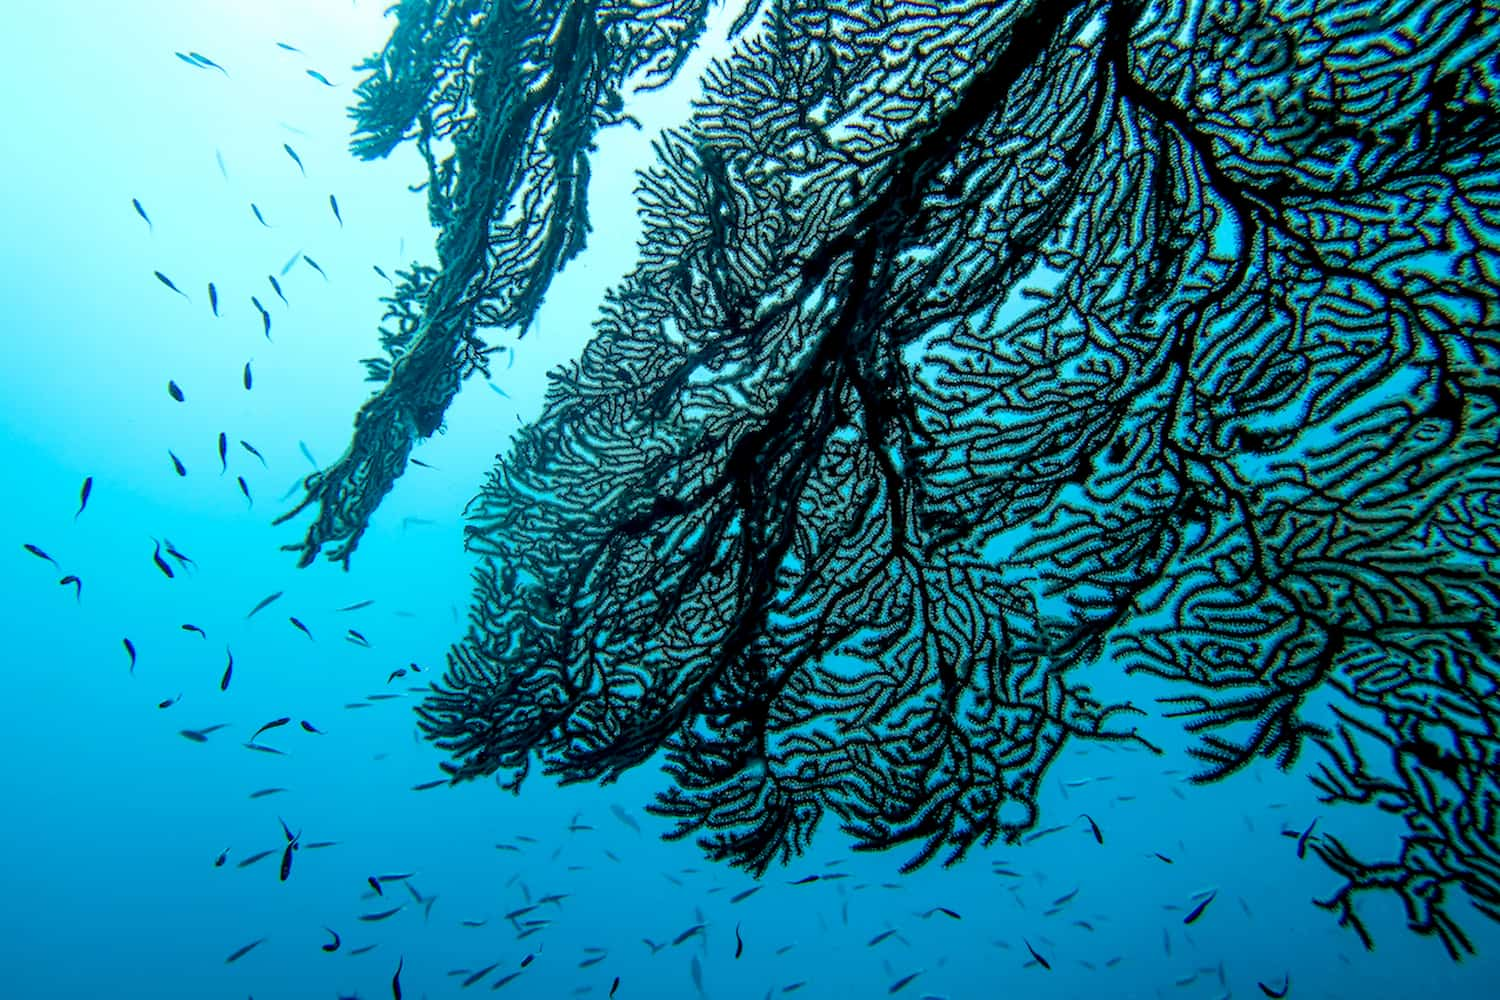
2 1 1498 998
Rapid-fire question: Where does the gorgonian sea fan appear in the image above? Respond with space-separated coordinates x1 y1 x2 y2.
301 0 1500 957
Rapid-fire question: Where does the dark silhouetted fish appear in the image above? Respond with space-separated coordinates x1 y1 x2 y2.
731 886 761 904
23 543 59 568
181 624 206 638
174 51 201 69
1023 939 1050 970
208 282 219 316
157 693 181 708
251 203 270 227
283 143 305 176
123 637 137 673
131 198 151 230
300 720 324 734
888 971 921 994
268 274 287 305
224 937 266 963
275 41 301 52
280 841 295 881
167 379 185 402
1183 890 1216 925
246 591 283 618
373 264 392 284
360 906 405 922
249 788 286 799
348 944 377 956
288 616 312 639
237 476 253 507
214 847 228 867
237 848 277 868
180 724 228 742
322 927 341 952
155 271 189 299
251 296 271 338
1080 813 1103 845
306 68 334 86
74 476 93 519
1258 976 1290 998
218 432 228 474
302 255 327 280
347 629 370 647
487 382 510 399
329 194 342 226
411 779 445 791
1296 818 1317 860
338 599 374 611
220 647 234 691
242 362 253 390
251 718 291 742
168 450 187 477
298 441 317 467
280 250 301 275
151 539 175 578
188 52 228 75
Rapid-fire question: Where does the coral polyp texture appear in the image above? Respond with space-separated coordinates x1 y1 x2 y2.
285 0 1500 957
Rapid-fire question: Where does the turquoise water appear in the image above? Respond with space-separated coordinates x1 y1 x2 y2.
2 2 1498 998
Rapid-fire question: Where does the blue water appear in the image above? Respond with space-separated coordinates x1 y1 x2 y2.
1 2 1497 998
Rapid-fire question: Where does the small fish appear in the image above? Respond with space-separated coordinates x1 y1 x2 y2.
329 194 343 226
157 694 182 709
123 637 137 673
306 68 334 86
520 954 535 968
220 647 234 691
218 432 228 473
302 254 328 280
735 922 744 958
338 599 374 611
237 848 277 868
1023 939 1051 971
280 250 302 275
1258 976 1290 998
1154 852 1174 864
463 962 499 987
214 848 229 867
268 274 287 305
868 929 898 946
409 458 437 470
1080 813 1103 845
731 886 761 904
322 928 341 952
373 264 393 284
275 41 302 52
347 629 371 647
299 720 324 734
411 779 446 791
888 972 921 994
1296 817 1318 859
251 717 292 741
246 591 283 618
73 476 94 519
251 297 272 339
672 924 705 946
610 977 620 998
298 441 318 467
360 906 405 922
151 539 176 578
131 198 152 231
348 944 378 956
168 450 187 477
189 52 229 75
237 476 253 507
288 616 312 639
1183 891 1216 925
181 623 206 638
215 148 228 179
251 203 270 227
487 382 510 399
155 271 189 300
179 725 228 742
175 51 202 68
368 876 384 895
207 282 219 316
249 788 287 799
283 143 305 176
167 380 185 402
280 842 296 881
387 668 406 683
23 543 59 568
921 906 961 920
224 938 267 964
